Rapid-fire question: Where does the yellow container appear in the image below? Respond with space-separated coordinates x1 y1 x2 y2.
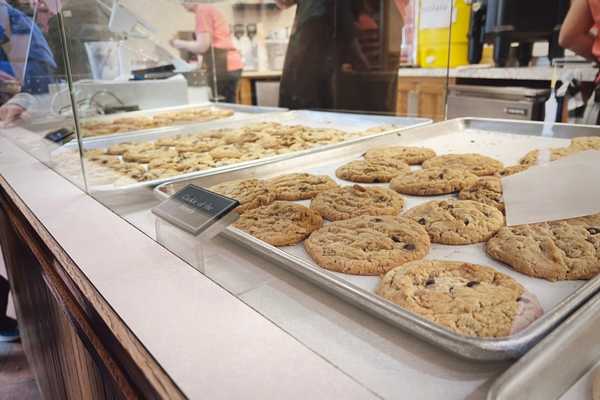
418 0 472 68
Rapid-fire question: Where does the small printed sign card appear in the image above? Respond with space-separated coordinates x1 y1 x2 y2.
152 184 239 236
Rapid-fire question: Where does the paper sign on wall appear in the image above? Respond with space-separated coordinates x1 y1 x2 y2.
420 0 456 29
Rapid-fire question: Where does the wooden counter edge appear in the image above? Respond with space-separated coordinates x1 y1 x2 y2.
0 175 186 400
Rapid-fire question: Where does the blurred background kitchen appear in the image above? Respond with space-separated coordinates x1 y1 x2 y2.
1 0 596 126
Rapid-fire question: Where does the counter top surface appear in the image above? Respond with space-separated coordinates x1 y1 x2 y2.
0 126 590 399
244 66 598 82
242 70 282 79
397 66 598 82
0 134 377 400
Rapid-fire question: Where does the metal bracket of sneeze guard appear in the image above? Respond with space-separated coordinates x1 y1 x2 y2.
151 184 240 272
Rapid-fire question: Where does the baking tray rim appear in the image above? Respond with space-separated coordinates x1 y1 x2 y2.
74 102 288 143
61 112 432 195
222 228 600 361
487 294 600 399
151 117 600 361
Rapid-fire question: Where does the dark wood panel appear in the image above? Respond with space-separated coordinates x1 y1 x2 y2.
0 202 126 399
0 176 186 400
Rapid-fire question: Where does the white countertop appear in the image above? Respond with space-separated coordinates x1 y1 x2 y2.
398 66 598 82
0 126 592 399
0 135 376 400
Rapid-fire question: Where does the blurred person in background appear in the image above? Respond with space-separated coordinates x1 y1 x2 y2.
0 0 59 341
559 0 599 61
276 0 369 110
171 1 243 103
560 0 600 124
0 0 56 123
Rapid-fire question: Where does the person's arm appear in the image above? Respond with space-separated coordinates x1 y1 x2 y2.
275 0 297 10
559 0 596 60
0 92 35 123
171 5 216 55
171 33 211 54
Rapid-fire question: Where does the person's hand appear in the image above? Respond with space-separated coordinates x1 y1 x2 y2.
0 70 16 82
0 104 26 124
169 37 179 49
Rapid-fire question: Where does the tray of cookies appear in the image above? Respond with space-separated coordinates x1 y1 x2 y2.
153 117 600 361
51 111 431 197
76 102 285 140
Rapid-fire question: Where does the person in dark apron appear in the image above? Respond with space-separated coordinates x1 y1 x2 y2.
172 2 243 103
277 0 369 110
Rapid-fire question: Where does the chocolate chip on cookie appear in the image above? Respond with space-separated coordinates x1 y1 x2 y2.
390 167 478 196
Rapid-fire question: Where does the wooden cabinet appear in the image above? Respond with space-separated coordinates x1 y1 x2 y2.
237 72 282 106
396 76 455 121
0 179 184 400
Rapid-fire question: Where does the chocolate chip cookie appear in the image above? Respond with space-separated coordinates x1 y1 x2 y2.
106 142 134 156
404 199 505 245
209 145 243 161
310 185 405 221
299 128 345 144
569 136 600 151
389 167 478 196
209 178 276 213
423 154 504 176
376 260 543 337
304 216 430 275
498 164 529 177
234 201 323 246
519 147 578 166
487 214 600 281
123 148 177 164
335 159 410 183
363 146 437 165
268 173 338 201
458 177 504 213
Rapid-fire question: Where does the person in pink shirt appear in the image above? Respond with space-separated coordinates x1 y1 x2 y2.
560 0 600 61
560 0 600 124
171 2 243 103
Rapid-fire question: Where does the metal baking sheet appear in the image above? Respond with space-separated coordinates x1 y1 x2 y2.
154 118 600 361
54 111 430 199
75 102 286 142
488 295 600 400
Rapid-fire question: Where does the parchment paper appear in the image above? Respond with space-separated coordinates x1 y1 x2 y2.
503 150 600 226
